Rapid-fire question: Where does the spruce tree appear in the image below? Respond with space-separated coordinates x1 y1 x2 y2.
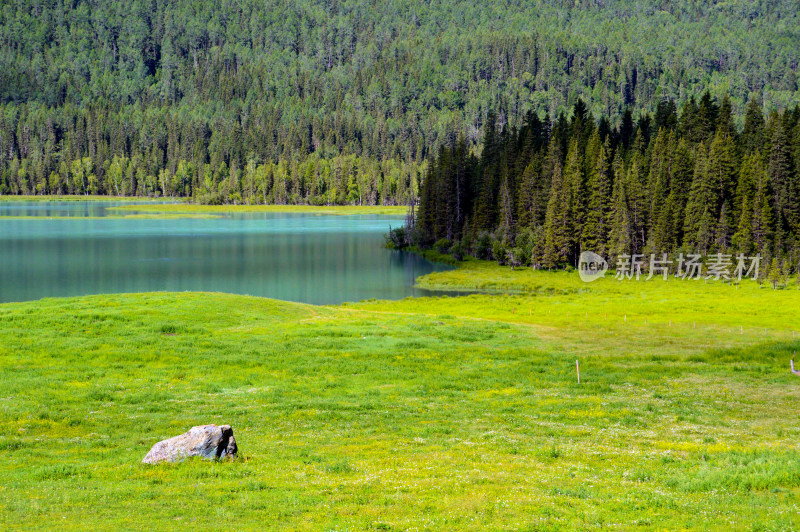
563 138 586 264
608 152 632 259
734 153 759 220
684 143 712 251
619 109 635 150
543 160 570 269
582 135 612 256
645 128 672 252
679 96 701 143
752 172 774 255
741 97 765 155
707 129 738 232
475 112 500 231
654 99 678 132
768 120 796 252
626 150 648 254
717 95 736 141
497 173 515 242
715 201 733 251
698 91 720 140
733 194 754 255
516 160 539 229
670 138 694 244
696 205 715 254
768 257 781 289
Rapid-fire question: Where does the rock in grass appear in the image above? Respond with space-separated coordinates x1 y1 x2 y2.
143 424 237 464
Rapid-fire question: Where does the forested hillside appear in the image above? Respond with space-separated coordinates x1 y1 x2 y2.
409 94 800 269
1 0 799 203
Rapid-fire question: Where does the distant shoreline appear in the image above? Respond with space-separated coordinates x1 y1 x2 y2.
0 195 173 202
108 203 410 216
0 196 410 216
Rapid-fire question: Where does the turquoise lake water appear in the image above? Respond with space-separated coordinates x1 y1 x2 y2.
0 201 451 304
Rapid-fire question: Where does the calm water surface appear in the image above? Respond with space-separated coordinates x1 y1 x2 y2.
0 201 452 304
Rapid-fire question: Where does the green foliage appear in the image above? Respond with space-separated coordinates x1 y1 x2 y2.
432 238 452 254
1 1 799 205
416 96 800 269
384 226 409 249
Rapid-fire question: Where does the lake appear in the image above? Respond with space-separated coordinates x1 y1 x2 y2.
0 201 451 304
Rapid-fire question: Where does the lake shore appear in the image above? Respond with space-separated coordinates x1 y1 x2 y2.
0 196 410 216
0 213 223 220
109 203 410 216
0 195 173 202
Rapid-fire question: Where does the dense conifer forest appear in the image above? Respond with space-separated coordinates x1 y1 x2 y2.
1 0 799 204
409 95 800 270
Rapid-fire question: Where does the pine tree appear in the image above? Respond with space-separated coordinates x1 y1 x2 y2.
652 191 680 253
741 98 765 155
543 161 570 269
497 172 515 242
768 257 781 289
626 150 648 254
619 108 635 149
679 96 702 143
768 120 797 252
516 159 539 228
582 135 612 256
733 194 754 255
654 99 678 132
707 129 738 236
474 112 500 230
608 153 632 258
684 143 712 251
645 128 673 252
415 152 439 246
752 173 774 255
696 205 715 254
562 138 586 264
709 130 738 205
717 95 736 141
734 153 760 220
698 91 720 140
715 201 733 251
781 259 791 288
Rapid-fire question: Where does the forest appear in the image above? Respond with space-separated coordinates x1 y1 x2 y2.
4 2 800 528
1 0 799 204
408 94 800 272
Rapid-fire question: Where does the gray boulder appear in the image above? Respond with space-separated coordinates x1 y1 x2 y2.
143 424 237 464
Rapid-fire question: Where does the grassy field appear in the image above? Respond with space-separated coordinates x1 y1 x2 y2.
1 261 799 529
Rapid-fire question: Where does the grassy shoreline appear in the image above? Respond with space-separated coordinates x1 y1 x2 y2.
1 265 799 528
0 196 409 216
109 203 410 216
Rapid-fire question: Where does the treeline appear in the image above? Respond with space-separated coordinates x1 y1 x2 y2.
409 94 800 271
0 97 430 203
0 99 424 203
1 0 799 204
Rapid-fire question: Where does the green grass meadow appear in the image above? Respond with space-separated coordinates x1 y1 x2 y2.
1 261 799 529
